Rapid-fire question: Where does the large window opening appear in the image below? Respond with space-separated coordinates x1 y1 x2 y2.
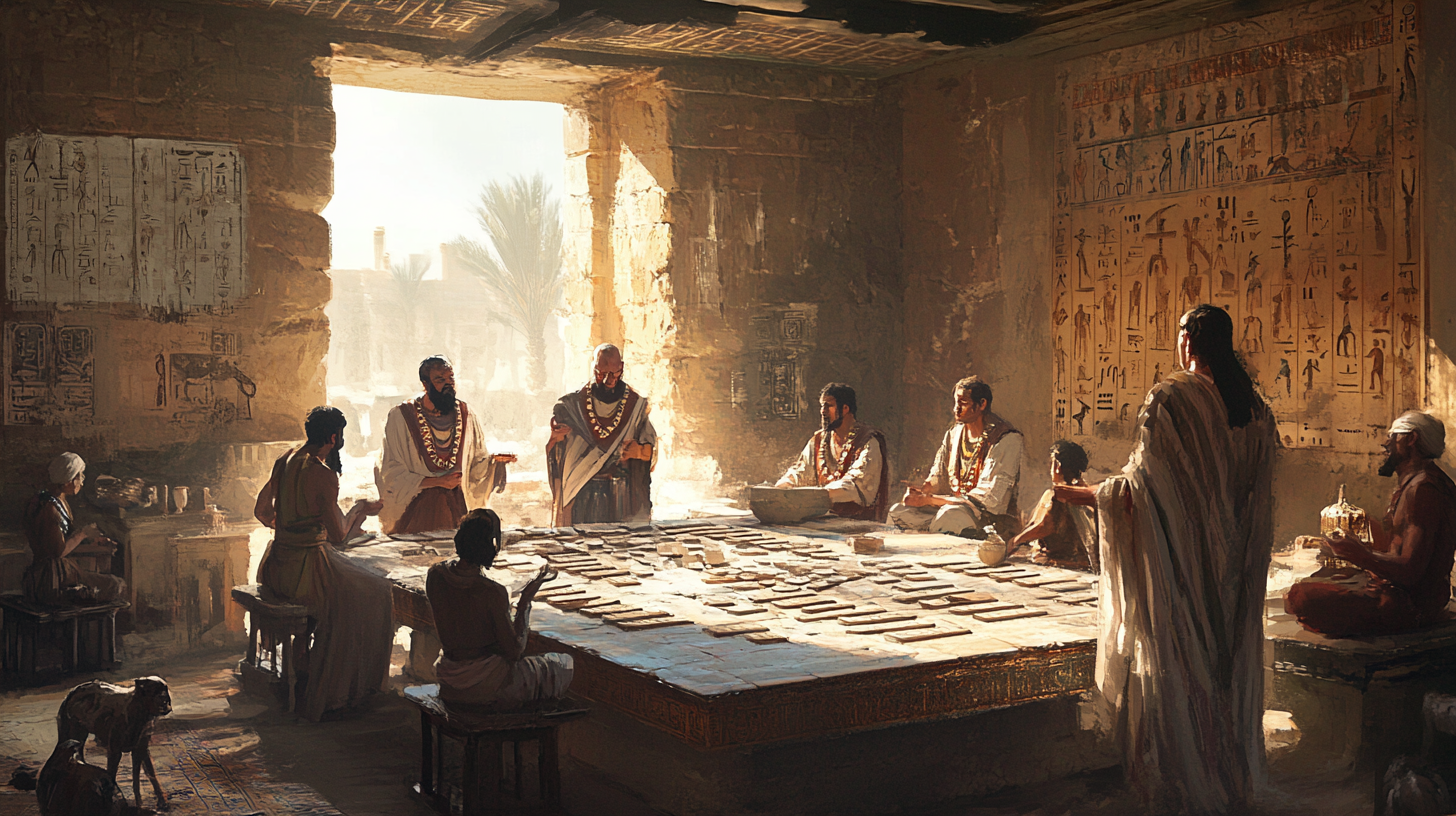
323 84 568 528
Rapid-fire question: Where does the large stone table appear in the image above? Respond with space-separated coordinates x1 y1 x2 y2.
342 519 1109 814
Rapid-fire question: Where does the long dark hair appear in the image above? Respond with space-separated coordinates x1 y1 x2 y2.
1181 305 1264 428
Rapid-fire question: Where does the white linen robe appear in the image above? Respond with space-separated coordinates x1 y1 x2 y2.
1093 371 1275 814
377 400 501 534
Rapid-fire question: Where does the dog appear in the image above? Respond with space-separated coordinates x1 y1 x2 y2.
37 739 126 816
56 676 172 812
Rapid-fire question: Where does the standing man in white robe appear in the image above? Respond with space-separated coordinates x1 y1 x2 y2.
547 344 656 525
1057 304 1275 814
377 356 516 535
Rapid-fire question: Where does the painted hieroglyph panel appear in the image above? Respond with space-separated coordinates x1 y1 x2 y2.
1051 1 1422 452
5 133 246 312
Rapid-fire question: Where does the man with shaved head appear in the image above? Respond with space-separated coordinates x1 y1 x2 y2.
547 344 657 525
1286 410 1456 637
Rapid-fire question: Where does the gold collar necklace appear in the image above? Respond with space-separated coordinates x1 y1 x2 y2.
411 398 463 470
586 387 629 439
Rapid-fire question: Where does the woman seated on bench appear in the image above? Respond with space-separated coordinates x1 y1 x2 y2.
23 453 125 607
426 509 574 710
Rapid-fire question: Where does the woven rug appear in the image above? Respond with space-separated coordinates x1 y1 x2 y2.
2 720 341 816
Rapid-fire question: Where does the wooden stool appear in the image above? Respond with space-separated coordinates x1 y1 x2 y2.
404 685 587 815
230 584 311 712
0 593 127 685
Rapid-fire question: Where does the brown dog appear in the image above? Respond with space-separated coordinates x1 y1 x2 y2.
56 676 172 812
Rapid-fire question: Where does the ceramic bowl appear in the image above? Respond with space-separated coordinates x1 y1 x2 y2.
748 485 832 524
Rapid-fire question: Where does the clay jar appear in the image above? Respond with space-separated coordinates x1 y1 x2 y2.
977 538 1009 567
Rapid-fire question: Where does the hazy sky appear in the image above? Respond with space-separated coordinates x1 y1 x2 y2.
323 85 566 273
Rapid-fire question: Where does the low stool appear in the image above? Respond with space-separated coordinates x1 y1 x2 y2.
0 593 126 686
230 584 311 712
404 684 587 815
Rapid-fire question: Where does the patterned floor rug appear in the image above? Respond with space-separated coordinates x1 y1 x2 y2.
2 720 342 816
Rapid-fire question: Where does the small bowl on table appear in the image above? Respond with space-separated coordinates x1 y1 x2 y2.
748 485 832 525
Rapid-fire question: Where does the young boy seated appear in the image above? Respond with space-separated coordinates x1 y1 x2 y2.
425 508 574 709
1009 440 1098 571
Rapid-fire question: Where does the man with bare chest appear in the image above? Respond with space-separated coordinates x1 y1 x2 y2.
1286 411 1456 637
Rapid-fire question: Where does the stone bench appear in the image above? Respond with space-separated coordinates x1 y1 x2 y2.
403 684 587 815
1265 597 1456 776
230 584 311 712
0 593 127 685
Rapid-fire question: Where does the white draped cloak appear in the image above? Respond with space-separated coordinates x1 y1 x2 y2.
549 387 656 515
377 399 501 534
1093 371 1275 814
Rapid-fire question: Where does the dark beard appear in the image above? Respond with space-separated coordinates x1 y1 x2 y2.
591 381 626 403
427 383 457 415
822 413 844 433
1378 450 1403 477
326 446 343 476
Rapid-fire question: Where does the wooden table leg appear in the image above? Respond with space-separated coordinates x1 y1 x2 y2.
463 737 480 816
513 740 523 800
283 632 295 714
541 728 561 809
483 739 502 809
68 618 79 673
419 710 435 797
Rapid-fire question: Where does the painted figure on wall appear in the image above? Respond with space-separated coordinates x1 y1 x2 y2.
776 383 889 522
547 344 655 525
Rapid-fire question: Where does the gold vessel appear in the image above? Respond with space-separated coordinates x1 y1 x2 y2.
1317 485 1371 571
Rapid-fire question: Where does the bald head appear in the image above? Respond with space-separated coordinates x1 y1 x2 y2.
592 343 625 401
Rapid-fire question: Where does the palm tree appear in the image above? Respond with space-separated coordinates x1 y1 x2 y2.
449 173 563 393
389 253 432 341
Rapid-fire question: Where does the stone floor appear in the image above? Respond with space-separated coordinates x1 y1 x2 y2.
0 639 1379 816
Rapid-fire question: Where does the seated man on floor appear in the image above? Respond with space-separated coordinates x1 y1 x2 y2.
426 508 574 710
1285 411 1456 638
23 453 125 607
1009 440 1097 570
254 406 394 721
889 377 1023 538
775 382 890 522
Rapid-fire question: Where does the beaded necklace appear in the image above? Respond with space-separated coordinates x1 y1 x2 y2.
586 388 629 439
410 398 463 471
950 425 985 495
817 425 863 483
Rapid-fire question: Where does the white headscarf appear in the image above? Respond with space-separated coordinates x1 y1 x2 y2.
48 452 85 485
1389 411 1446 459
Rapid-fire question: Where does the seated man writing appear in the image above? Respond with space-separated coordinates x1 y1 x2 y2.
426 509 574 709
1285 411 1456 637
1009 440 1097 570
889 377 1023 538
775 383 889 521
254 406 394 721
23 453 125 607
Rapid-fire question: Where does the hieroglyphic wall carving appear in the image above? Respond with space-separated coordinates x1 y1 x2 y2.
751 303 817 421
1051 1 1422 451
5 133 246 313
4 322 94 425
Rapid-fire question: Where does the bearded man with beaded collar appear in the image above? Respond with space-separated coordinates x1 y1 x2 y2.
547 344 657 525
377 356 517 535
888 376 1024 539
775 382 890 522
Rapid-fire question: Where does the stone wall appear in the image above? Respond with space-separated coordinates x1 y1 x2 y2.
571 67 903 493
895 0 1451 546
0 0 335 516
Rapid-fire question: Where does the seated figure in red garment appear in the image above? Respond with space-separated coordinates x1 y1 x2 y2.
1285 411 1456 637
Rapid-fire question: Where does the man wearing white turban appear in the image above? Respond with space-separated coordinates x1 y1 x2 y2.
1286 411 1456 636
22 453 126 606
